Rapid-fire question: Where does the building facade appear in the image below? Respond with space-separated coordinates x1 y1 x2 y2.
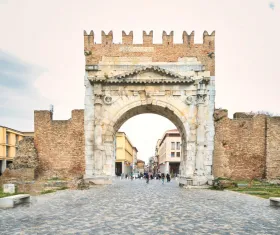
0 126 33 175
115 132 137 176
158 129 181 175
136 160 145 174
153 139 161 174
132 147 138 174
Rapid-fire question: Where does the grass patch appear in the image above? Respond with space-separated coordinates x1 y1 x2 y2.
48 177 61 181
0 186 21 198
228 180 280 199
40 186 68 195
57 186 68 190
211 178 280 198
41 189 56 194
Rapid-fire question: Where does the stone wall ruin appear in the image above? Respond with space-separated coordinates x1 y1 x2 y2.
34 109 85 179
214 109 280 180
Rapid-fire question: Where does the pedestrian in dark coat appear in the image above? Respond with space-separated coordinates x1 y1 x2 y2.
166 173 171 182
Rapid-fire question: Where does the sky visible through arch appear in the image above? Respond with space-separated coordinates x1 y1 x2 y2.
0 0 279 163
118 114 176 162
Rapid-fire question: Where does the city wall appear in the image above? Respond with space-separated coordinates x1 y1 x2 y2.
31 108 280 180
214 109 280 180
34 110 85 179
266 117 280 179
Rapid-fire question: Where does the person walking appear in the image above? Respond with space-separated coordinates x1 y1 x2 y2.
161 173 165 184
146 173 149 184
166 173 171 182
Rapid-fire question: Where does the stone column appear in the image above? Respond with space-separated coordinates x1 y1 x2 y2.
84 81 112 184
179 99 196 185
122 161 125 176
1 159 7 174
103 135 115 177
193 86 208 185
204 76 215 183
84 73 95 177
93 94 104 176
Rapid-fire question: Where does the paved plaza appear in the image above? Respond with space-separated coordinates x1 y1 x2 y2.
0 179 279 235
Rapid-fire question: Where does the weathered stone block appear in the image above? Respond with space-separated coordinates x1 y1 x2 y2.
3 184 15 194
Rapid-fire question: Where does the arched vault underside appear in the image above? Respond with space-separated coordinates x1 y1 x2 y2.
112 104 187 139
84 62 215 186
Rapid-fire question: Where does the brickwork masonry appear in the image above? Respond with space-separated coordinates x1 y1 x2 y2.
34 110 85 179
84 30 215 76
266 117 280 179
214 109 280 180
32 108 280 180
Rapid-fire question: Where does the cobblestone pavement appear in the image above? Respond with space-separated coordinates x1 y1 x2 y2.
1 179 280 235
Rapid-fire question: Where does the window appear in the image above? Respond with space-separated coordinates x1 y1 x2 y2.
171 152 175 158
176 142 180 150
16 135 19 145
176 152 180 157
171 142 175 150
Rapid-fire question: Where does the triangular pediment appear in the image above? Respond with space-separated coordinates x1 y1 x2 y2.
110 66 192 81
88 66 210 84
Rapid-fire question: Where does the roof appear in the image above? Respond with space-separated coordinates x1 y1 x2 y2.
159 129 180 146
0 125 34 135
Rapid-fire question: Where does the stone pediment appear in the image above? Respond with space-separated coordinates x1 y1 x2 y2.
89 66 203 84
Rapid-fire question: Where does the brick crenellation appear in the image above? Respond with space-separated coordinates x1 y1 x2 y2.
84 30 215 76
84 30 215 46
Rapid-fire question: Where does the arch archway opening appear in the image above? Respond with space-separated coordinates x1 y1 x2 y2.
113 104 187 141
108 104 188 179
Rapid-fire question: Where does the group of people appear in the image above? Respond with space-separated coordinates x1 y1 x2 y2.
144 172 171 184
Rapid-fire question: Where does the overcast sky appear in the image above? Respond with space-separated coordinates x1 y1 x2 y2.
0 0 279 163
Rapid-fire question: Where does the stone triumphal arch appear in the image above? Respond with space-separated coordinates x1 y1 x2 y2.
84 30 215 186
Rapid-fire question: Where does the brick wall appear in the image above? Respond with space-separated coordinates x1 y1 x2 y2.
32 107 280 180
84 31 215 76
34 110 85 179
214 110 267 180
266 117 280 179
10 137 38 169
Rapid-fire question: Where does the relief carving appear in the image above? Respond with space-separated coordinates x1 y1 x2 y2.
196 94 206 104
103 95 113 105
94 94 103 105
185 95 194 105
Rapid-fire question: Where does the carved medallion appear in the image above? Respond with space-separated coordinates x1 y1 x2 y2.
103 95 113 105
185 95 194 105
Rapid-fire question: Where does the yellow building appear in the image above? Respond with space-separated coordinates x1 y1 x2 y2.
136 160 145 174
115 132 136 177
0 126 33 175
